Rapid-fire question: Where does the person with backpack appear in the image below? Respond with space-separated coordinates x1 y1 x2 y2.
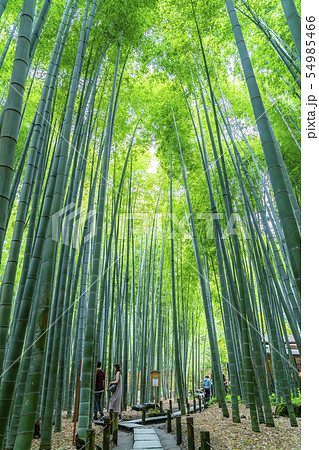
203 375 212 404
93 361 105 421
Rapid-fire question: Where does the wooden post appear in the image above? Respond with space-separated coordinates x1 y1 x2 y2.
103 417 110 450
72 359 82 445
109 408 113 427
155 386 157 409
187 416 195 450
142 409 146 425
200 431 210 449
169 399 173 412
176 416 182 445
167 410 172 433
199 397 202 412
86 429 95 450
112 412 118 445
177 398 181 411
160 400 163 413
186 401 191 414
193 397 196 413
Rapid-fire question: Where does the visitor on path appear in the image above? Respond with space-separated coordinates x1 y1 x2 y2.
108 363 122 414
94 361 105 421
203 375 212 403
223 373 228 393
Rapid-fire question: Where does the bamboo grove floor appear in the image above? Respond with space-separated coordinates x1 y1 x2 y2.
30 400 301 449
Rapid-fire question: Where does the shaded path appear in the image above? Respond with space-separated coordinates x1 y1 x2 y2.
152 424 180 450
112 429 134 449
112 423 179 449
114 402 204 448
133 427 162 449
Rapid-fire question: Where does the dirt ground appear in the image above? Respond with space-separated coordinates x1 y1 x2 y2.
168 401 301 450
30 400 301 449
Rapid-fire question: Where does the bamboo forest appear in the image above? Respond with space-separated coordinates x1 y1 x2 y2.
0 0 302 448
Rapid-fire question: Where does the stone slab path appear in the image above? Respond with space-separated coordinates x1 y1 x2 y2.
119 421 144 430
133 427 163 449
115 403 205 449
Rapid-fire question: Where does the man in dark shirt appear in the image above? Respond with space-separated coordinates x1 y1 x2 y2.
93 361 105 421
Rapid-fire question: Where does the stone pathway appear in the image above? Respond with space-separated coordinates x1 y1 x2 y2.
112 429 134 449
152 424 180 450
119 415 167 430
133 427 163 449
116 403 205 449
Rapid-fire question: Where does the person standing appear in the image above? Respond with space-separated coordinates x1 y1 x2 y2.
203 375 211 404
222 373 228 393
94 361 105 421
108 363 122 414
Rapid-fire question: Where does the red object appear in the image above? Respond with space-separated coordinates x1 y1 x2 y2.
96 369 105 391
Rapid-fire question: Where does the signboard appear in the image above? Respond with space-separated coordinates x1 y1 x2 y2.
151 370 160 388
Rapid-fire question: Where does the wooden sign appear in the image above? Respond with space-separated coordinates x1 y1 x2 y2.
151 370 160 388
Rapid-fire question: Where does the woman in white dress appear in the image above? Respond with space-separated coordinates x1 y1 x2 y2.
108 363 122 413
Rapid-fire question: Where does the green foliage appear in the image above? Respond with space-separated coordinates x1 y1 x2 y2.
291 389 301 406
224 393 243 404
207 397 217 406
208 394 243 406
269 389 301 407
97 0 158 47
269 393 277 406
275 402 301 418
147 408 163 417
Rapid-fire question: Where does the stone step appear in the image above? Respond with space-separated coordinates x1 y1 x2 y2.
133 442 162 449
119 422 143 431
133 427 163 449
122 416 167 426
135 432 158 437
133 428 157 434
135 435 160 441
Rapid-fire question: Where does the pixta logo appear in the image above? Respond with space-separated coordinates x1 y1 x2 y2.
116 212 250 240
52 203 96 248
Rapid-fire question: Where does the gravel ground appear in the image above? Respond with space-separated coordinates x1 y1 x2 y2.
30 401 301 449
168 402 301 450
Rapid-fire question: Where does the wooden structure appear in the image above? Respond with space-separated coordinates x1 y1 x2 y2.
151 370 160 388
264 334 301 378
151 370 160 406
